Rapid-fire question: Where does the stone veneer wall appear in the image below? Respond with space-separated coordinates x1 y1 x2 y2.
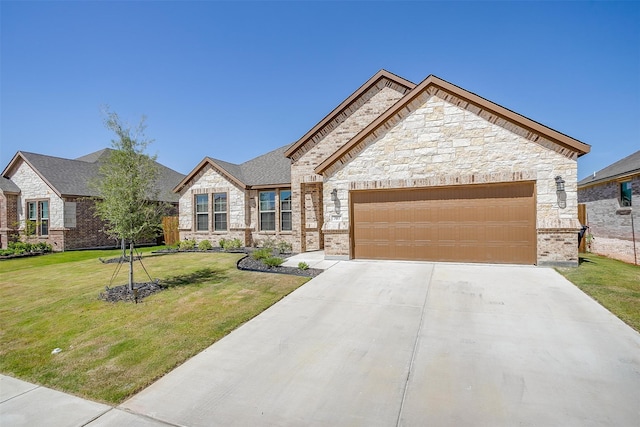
290 80 410 252
178 164 248 246
578 176 640 264
8 160 66 250
322 90 580 265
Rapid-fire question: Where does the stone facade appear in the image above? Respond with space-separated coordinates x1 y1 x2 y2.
321 91 581 265
9 160 66 250
175 72 586 266
290 80 411 252
578 176 639 264
177 164 295 248
178 163 249 246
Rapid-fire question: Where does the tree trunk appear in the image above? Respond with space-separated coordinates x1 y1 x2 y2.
128 241 134 292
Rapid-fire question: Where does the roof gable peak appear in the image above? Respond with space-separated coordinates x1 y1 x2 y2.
284 69 416 159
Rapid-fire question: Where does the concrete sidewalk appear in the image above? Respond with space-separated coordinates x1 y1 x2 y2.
2 261 639 426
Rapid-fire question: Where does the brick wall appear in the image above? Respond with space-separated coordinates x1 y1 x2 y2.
0 193 19 249
578 176 639 264
61 197 118 250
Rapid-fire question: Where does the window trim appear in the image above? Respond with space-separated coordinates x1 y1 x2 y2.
194 193 209 232
280 190 292 231
620 181 632 207
213 192 228 232
25 199 50 236
259 190 276 231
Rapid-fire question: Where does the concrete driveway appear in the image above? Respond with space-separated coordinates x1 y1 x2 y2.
108 261 640 426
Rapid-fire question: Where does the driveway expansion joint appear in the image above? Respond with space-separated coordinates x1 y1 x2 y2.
395 264 436 426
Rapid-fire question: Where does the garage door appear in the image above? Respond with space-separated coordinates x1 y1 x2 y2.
351 182 536 264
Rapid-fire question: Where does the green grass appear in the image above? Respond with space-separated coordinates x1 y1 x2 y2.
557 253 640 332
0 248 308 404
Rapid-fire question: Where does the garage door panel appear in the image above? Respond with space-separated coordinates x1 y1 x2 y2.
351 183 536 264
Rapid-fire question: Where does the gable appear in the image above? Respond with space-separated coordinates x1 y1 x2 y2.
316 75 590 175
285 70 415 163
326 93 575 184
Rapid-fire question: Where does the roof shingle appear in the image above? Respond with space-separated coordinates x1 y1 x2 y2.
578 150 640 187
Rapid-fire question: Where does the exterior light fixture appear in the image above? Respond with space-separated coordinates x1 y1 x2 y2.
330 188 340 214
555 176 566 209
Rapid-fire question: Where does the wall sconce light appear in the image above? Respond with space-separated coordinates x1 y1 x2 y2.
555 176 566 209
330 188 340 214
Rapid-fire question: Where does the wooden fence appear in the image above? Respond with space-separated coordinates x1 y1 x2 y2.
578 203 587 253
162 216 179 246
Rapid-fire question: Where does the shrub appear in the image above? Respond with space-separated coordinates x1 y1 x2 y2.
298 261 309 270
251 248 272 260
263 256 284 268
222 238 243 251
198 240 213 251
219 238 227 248
179 239 196 251
277 241 293 254
260 237 276 250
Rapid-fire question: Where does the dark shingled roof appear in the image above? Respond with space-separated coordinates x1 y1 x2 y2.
578 150 640 187
5 149 184 203
207 144 292 187
0 176 20 194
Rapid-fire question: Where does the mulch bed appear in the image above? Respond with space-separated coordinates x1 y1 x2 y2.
237 255 323 278
99 281 164 303
99 250 322 302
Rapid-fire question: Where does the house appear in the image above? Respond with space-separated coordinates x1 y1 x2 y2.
0 149 185 251
578 150 640 264
177 70 590 266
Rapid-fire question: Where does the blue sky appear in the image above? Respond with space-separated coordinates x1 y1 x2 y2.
1 1 638 180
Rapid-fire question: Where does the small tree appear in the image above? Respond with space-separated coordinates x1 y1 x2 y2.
92 110 167 291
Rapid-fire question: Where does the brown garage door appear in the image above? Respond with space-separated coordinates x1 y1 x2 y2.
351 182 536 264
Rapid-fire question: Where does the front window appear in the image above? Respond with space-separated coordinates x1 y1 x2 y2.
259 191 276 231
214 193 227 231
39 201 49 235
26 200 49 236
280 190 292 231
195 194 209 231
621 181 632 207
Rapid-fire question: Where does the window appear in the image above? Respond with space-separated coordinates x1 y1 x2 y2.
259 191 276 231
195 194 209 231
26 200 49 236
40 201 49 235
214 193 227 231
621 181 632 207
280 190 292 231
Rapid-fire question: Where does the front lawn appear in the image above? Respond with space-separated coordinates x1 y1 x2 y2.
0 249 308 404
556 253 640 332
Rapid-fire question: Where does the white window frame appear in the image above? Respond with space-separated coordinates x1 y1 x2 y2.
213 192 227 231
195 194 209 231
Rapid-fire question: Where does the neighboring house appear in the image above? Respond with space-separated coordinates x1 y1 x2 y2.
177 70 590 266
0 149 185 251
578 150 640 264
